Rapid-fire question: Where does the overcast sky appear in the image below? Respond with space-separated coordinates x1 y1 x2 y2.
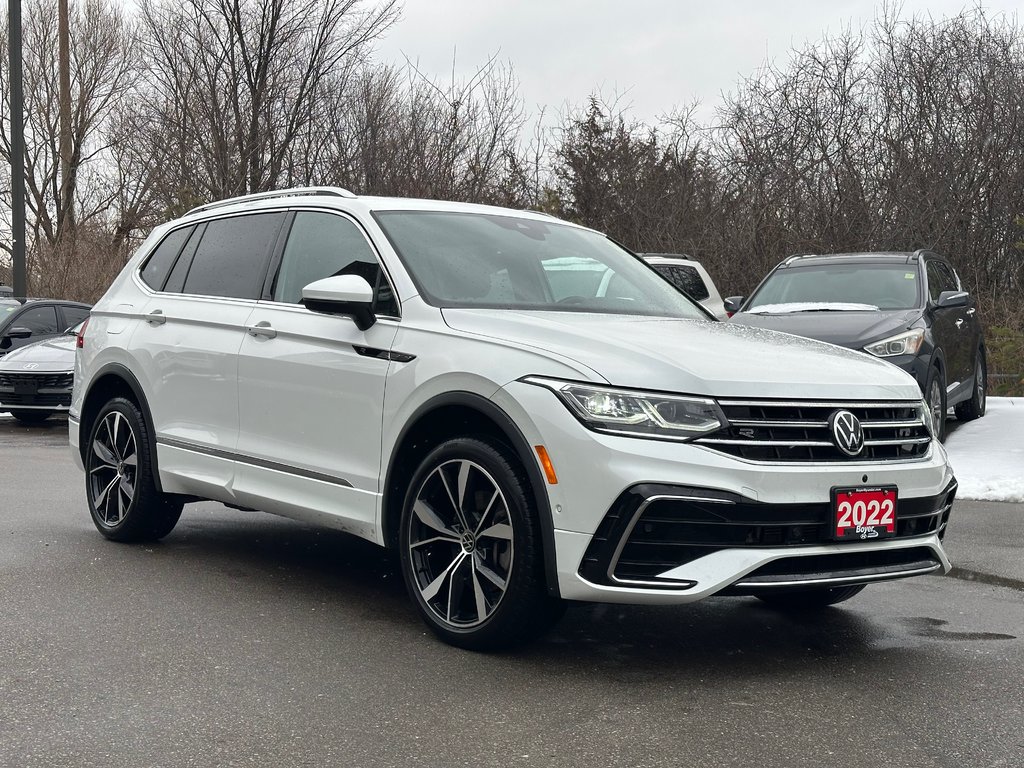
372 0 1021 125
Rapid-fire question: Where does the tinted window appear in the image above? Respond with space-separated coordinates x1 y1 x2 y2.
163 225 205 294
654 264 709 301
747 263 921 311
374 211 707 319
926 260 958 301
182 213 285 299
60 306 90 329
274 212 398 315
16 305 60 335
140 227 192 290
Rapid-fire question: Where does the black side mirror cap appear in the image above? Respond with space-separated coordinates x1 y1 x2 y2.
723 296 745 316
4 326 32 340
935 290 969 309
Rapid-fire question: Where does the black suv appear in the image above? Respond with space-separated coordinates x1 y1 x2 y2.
726 251 985 440
0 299 92 358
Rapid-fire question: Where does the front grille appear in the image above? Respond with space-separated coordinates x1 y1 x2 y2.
695 399 931 462
0 372 74 389
0 372 73 408
579 481 955 588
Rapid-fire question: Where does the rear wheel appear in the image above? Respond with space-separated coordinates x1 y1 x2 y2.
954 350 987 422
756 584 865 610
85 397 183 542
10 409 54 424
925 367 947 442
399 437 564 650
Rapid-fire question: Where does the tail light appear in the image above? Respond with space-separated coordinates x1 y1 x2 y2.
76 318 90 349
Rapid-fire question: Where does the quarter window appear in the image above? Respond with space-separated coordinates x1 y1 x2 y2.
140 226 193 290
60 306 91 329
181 213 285 299
653 264 710 301
273 212 398 315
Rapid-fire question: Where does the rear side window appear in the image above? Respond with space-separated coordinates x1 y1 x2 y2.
181 213 285 299
16 305 60 335
273 212 399 315
653 264 709 301
60 306 90 329
139 226 193 290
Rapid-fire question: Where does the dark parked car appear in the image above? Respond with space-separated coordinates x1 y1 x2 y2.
0 320 84 423
0 299 91 358
726 251 985 440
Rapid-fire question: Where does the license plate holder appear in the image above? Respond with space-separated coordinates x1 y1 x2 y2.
13 380 37 396
831 486 898 541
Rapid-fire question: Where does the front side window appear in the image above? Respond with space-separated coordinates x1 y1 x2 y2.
373 211 707 319
273 212 398 315
926 260 958 301
181 213 285 299
16 305 60 335
747 263 922 311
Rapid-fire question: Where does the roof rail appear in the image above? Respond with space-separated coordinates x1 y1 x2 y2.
185 186 357 216
782 253 816 265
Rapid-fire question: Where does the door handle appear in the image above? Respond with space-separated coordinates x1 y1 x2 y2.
146 309 166 325
955 318 964 329
246 321 277 339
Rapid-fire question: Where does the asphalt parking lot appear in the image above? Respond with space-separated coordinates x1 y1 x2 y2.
2 415 1022 768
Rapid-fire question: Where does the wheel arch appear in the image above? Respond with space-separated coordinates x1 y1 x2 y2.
80 363 165 493
382 391 559 597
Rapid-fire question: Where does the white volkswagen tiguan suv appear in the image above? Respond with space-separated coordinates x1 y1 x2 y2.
70 188 956 649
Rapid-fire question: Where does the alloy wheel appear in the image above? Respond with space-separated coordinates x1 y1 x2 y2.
407 459 514 628
88 411 138 527
929 379 944 431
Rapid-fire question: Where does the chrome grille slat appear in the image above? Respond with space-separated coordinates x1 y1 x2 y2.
695 399 931 463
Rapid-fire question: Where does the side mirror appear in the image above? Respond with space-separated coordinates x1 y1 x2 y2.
723 296 745 317
3 326 32 340
301 275 377 331
936 290 968 309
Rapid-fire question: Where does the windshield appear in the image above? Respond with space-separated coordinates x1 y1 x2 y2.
747 263 922 311
373 211 709 319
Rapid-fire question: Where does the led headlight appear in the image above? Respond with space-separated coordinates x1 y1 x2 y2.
863 329 925 358
523 377 725 441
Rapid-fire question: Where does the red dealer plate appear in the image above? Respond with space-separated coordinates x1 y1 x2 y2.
831 486 898 541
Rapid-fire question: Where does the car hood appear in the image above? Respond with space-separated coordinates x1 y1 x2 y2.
0 334 76 372
728 308 921 349
441 309 921 400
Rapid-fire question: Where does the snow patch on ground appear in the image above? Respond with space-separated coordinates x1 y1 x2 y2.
945 397 1024 502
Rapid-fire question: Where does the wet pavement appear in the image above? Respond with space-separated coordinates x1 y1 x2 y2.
1 415 1022 767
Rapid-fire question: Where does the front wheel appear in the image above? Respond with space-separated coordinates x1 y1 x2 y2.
756 584 866 610
954 350 987 422
924 367 947 442
399 437 564 650
85 397 183 542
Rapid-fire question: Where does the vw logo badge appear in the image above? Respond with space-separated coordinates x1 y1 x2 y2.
829 410 865 456
22 362 39 370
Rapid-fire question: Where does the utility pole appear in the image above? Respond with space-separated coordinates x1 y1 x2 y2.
58 0 72 234
8 0 26 297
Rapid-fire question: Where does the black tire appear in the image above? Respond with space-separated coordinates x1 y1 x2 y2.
924 366 947 442
85 397 183 542
10 409 54 424
399 437 565 651
756 584 865 610
954 349 987 422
